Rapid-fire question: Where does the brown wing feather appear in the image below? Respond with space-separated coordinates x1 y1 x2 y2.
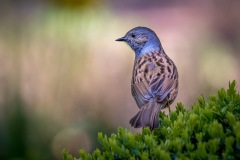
131 50 178 108
131 80 153 108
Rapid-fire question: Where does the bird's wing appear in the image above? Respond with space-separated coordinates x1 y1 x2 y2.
149 74 175 102
131 73 175 108
131 80 153 108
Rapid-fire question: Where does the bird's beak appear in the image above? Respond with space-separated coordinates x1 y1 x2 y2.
115 37 127 41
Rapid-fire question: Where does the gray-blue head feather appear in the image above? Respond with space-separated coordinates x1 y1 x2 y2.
116 27 162 59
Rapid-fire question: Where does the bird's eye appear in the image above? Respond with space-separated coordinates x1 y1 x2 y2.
131 34 136 38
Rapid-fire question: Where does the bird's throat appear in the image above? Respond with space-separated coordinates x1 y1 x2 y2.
135 43 161 60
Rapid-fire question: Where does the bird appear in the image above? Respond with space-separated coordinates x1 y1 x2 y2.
116 26 179 130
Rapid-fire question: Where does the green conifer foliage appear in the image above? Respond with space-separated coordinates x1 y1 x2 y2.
62 81 240 160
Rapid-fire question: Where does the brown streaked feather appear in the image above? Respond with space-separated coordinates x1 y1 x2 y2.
131 80 152 108
131 50 178 108
130 50 178 129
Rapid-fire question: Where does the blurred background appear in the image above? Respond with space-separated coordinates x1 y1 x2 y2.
0 0 239 159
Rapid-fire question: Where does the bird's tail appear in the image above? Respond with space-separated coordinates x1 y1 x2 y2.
129 99 162 130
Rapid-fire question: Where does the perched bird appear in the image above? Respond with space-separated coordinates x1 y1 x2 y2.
116 26 178 130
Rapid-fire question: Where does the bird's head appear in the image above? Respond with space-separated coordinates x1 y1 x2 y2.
116 26 162 59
